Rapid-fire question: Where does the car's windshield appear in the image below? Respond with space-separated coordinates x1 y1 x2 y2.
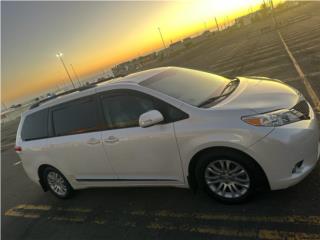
140 68 230 106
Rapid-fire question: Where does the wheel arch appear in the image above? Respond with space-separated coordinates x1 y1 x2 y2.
187 146 270 191
38 164 52 191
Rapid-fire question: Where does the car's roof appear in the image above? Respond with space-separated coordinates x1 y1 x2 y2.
25 67 170 115
99 67 169 85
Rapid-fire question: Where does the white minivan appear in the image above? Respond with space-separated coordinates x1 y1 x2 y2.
15 67 319 203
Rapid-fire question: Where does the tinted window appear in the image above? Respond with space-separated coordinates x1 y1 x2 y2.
140 68 229 106
101 91 188 129
102 95 154 129
52 97 101 136
21 110 48 141
166 105 188 122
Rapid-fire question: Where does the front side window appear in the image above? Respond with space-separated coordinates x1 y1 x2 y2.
101 94 154 129
52 97 101 136
101 91 188 130
21 109 48 141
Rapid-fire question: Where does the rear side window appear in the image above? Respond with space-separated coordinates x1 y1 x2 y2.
21 110 48 141
51 97 101 136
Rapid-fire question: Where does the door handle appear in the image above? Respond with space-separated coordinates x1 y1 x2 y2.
87 138 101 145
104 136 119 143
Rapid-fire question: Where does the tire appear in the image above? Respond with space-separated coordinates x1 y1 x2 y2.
43 167 74 199
195 150 263 204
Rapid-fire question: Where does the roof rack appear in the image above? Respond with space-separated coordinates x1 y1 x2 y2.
29 84 96 110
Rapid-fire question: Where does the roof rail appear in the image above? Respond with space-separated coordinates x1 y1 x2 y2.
29 84 96 110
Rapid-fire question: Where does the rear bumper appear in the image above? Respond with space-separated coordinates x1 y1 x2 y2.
248 105 319 190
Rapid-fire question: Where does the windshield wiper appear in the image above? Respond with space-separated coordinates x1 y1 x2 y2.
197 93 230 107
197 78 240 107
220 78 240 96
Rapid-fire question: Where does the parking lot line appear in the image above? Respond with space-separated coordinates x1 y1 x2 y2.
4 204 320 239
5 204 320 226
5 208 40 219
147 222 320 240
278 30 320 111
56 207 91 213
131 209 320 226
15 204 51 211
47 216 86 223
13 161 21 166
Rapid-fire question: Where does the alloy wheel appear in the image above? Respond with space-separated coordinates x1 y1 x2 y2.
47 171 68 197
204 159 250 199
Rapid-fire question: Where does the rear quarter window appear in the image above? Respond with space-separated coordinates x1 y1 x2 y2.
21 109 48 141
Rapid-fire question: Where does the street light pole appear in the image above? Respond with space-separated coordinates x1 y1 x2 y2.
70 64 81 87
56 52 75 89
2 102 7 111
269 0 278 27
157 27 166 49
214 17 220 32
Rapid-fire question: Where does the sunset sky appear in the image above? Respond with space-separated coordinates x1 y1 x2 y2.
2 0 273 105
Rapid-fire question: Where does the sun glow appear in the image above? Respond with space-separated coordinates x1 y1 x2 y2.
3 0 280 105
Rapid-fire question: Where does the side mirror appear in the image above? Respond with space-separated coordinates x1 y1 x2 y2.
139 110 164 128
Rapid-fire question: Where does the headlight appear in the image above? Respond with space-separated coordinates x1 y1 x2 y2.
241 109 305 127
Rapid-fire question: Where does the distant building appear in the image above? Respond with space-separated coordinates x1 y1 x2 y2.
183 37 193 48
235 8 269 27
169 40 185 53
111 62 129 77
96 76 114 84
191 33 209 45
169 40 184 50
157 47 171 59
111 52 159 77
202 30 212 37
138 52 157 65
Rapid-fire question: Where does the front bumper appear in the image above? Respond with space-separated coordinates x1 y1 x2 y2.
248 104 319 190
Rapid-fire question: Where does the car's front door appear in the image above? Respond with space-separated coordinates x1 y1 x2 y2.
99 90 187 183
46 94 115 182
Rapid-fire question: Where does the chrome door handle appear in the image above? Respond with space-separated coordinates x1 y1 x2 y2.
87 138 101 145
104 136 119 143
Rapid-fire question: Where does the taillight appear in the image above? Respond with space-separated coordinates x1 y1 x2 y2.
15 146 22 152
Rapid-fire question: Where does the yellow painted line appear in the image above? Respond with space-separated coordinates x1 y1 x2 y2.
131 210 320 225
4 204 91 222
5 204 51 219
148 222 320 240
92 218 106 225
4 205 320 239
15 204 51 211
57 207 91 213
278 30 320 111
5 209 40 219
191 225 256 238
5 209 24 217
10 204 91 213
48 216 86 223
194 213 320 226
259 229 320 240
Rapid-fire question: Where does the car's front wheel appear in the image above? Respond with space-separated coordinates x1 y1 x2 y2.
196 151 261 203
43 167 74 199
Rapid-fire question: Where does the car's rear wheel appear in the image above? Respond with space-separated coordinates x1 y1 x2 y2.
196 151 261 203
43 167 73 199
